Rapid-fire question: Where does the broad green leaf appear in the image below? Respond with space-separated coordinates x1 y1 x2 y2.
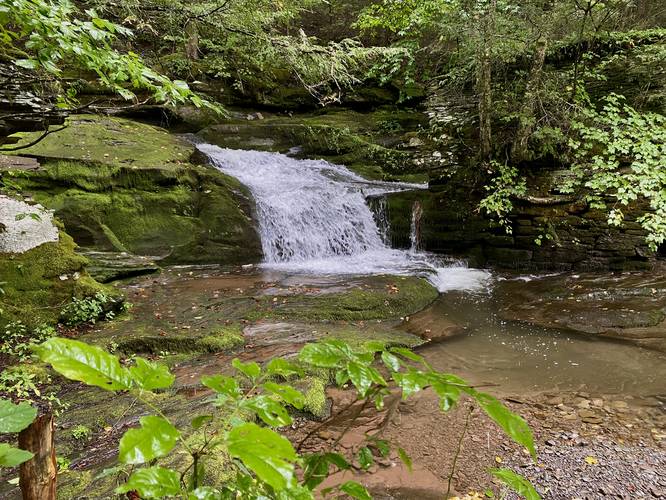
227 423 297 491
0 399 36 433
262 382 305 409
369 437 390 457
303 452 351 490
358 447 373 469
35 338 132 391
189 486 221 500
347 361 384 397
232 358 261 380
397 447 412 472
339 481 372 500
393 370 427 399
473 392 536 459
201 375 242 400
191 415 213 430
118 416 180 464
489 468 541 500
0 443 33 467
242 395 292 427
116 466 181 498
381 351 401 372
129 358 175 391
430 380 461 411
299 342 346 368
335 368 349 386
265 358 303 378
390 347 425 364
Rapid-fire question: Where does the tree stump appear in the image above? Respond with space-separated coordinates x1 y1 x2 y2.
18 412 56 500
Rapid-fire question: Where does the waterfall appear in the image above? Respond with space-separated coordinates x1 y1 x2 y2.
409 200 423 252
196 143 490 292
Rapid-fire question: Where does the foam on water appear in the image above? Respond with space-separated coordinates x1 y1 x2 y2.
196 144 490 292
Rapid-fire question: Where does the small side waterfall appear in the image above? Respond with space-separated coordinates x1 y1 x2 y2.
196 143 490 292
409 200 423 252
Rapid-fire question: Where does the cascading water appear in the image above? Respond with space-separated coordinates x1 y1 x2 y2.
196 143 490 292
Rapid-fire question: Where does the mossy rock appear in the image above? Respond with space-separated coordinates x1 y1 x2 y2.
4 115 262 265
247 276 439 322
0 231 120 328
199 108 430 181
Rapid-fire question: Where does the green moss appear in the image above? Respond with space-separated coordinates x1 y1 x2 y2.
198 325 245 352
0 231 120 327
114 324 244 355
301 376 327 418
247 276 438 322
8 115 194 169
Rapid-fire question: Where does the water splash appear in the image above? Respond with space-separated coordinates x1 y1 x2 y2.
196 144 490 293
409 200 423 252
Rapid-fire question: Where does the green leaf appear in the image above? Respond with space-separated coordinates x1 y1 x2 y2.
191 415 213 430
14 59 39 70
226 423 297 491
489 468 540 500
299 342 346 368
397 447 412 472
262 382 305 409
118 416 180 464
116 466 181 498
358 447 374 469
0 443 33 467
381 351 401 371
265 358 303 378
189 486 220 500
347 361 384 397
129 358 174 391
339 481 372 500
35 338 132 391
242 395 292 427
232 358 261 380
473 392 536 459
0 399 36 433
201 375 242 399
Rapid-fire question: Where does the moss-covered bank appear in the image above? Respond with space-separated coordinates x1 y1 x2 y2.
4 115 261 265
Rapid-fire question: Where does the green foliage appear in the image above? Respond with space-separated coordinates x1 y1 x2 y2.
35 336 539 499
563 94 666 250
70 424 92 441
489 468 540 500
479 162 527 234
0 321 55 360
60 291 125 326
0 0 217 111
0 398 36 468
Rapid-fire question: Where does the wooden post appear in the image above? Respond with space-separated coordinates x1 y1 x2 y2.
18 412 56 500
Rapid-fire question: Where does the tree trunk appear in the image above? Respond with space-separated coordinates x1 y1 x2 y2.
512 37 548 163
476 0 496 165
19 412 56 500
185 21 199 60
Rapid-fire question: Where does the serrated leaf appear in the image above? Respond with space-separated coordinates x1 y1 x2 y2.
262 382 305 409
241 395 292 427
232 358 261 380
118 416 180 464
35 338 132 391
129 358 174 391
397 447 412 472
191 415 213 430
339 481 372 500
265 358 303 378
381 351 401 371
227 423 297 491
489 468 540 500
201 375 242 400
347 361 381 397
299 342 346 368
116 466 181 498
473 392 536 459
358 447 373 469
0 399 36 433
0 443 33 467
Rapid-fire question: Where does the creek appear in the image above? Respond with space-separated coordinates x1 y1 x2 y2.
195 143 666 402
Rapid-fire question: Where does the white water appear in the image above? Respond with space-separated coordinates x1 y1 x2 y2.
196 144 490 293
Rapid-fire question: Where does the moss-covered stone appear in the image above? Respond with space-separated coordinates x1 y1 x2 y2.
4 115 262 265
199 108 430 181
0 230 120 327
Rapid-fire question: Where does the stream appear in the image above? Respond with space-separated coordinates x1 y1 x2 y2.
195 143 666 402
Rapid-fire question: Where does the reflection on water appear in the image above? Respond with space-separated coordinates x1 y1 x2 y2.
416 291 666 398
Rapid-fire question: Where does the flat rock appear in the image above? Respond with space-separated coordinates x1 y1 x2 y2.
0 195 58 253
